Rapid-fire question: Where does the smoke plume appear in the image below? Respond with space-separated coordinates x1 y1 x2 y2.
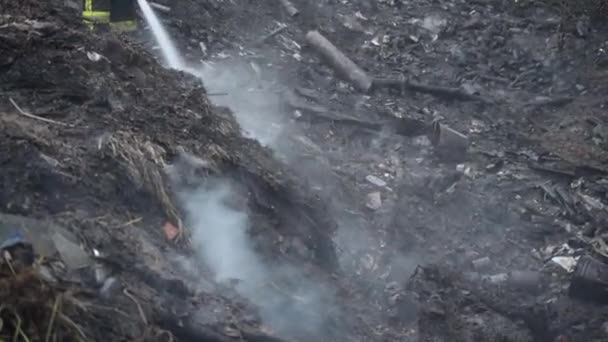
179 179 334 339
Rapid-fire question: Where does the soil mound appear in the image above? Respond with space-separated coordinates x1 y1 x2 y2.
0 0 340 340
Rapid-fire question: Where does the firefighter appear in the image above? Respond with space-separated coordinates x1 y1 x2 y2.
82 0 137 32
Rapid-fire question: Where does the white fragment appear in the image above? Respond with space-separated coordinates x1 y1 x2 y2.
250 61 262 78
355 11 368 20
551 256 578 273
87 51 103 62
99 277 120 298
366 192 382 210
472 256 491 270
366 175 387 187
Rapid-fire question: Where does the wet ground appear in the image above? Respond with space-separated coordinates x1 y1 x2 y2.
2 0 608 341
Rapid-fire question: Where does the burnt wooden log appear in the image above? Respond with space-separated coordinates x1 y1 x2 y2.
305 30 372 92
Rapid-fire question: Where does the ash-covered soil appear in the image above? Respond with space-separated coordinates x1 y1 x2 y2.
2 0 608 341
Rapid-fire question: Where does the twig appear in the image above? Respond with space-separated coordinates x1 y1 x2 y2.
118 217 143 228
57 313 86 340
12 315 20 342
123 288 148 325
478 74 509 84
509 69 536 88
268 281 307 303
45 294 61 342
8 98 70 126
255 24 288 45
13 314 30 342
3 252 16 277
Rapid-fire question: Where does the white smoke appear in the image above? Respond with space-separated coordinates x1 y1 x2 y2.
188 61 288 147
182 182 266 283
180 179 334 339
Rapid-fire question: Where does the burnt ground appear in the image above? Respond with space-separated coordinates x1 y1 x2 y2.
2 0 608 341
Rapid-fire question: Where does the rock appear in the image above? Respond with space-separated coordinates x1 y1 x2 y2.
366 192 382 210
592 124 608 149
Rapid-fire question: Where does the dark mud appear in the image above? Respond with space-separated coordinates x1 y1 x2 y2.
3 0 608 341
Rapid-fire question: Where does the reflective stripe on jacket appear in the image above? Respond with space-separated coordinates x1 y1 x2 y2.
83 0 111 23
83 0 137 31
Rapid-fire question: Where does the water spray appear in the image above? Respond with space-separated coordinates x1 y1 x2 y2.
137 0 184 70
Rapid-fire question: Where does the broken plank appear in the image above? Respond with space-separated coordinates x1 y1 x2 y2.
283 89 329 113
372 78 493 103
